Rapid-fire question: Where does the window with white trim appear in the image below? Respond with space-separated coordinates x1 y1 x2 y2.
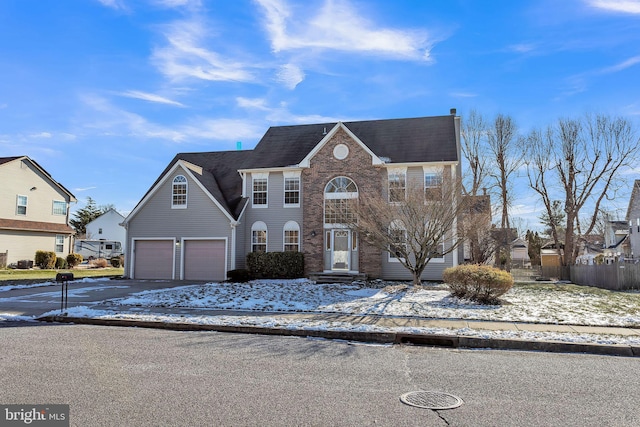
283 221 300 252
284 177 300 206
389 221 407 261
16 195 27 215
388 170 406 203
429 237 445 261
52 200 67 216
55 235 64 253
252 221 267 252
324 177 358 225
172 175 187 208
424 172 443 201
253 177 268 207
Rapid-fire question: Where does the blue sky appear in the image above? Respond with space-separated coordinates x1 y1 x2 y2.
1 0 639 230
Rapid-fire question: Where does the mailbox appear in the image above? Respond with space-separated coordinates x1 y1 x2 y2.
56 272 74 282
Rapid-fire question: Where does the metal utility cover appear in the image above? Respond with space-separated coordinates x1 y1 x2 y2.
400 391 464 410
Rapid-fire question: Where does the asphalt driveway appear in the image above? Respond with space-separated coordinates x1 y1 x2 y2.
0 279 194 318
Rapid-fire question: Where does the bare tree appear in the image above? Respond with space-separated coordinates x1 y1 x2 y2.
487 114 522 269
524 114 639 267
460 109 495 264
336 176 468 286
461 109 490 196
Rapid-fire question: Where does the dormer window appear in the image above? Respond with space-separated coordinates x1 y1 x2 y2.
172 175 187 208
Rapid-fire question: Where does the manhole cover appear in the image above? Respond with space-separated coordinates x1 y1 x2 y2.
400 391 464 410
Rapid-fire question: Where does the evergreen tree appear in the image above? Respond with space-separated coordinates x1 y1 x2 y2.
70 197 105 237
526 230 543 266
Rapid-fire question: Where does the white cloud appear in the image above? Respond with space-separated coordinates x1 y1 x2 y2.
598 55 640 74
96 0 129 11
152 19 254 83
81 94 262 143
150 0 200 8
118 90 185 107
236 97 270 110
255 0 433 61
276 63 305 89
75 186 98 192
29 132 52 139
450 91 478 98
586 0 640 14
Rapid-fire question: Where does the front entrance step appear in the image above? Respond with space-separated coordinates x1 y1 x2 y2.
309 272 367 284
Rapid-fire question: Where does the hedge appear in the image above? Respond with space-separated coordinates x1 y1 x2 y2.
246 252 304 279
443 264 514 305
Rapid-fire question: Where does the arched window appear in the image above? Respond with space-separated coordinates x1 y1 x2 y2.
283 221 300 252
172 175 187 208
251 221 267 253
324 177 358 225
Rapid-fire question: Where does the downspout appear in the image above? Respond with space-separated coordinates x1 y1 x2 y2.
230 221 237 271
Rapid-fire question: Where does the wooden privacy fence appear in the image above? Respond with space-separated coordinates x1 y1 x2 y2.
570 263 640 291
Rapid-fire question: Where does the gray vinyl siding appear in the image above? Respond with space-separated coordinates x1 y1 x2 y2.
125 168 235 278
380 165 456 281
243 172 304 254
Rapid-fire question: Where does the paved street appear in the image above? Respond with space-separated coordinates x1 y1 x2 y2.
1 323 639 426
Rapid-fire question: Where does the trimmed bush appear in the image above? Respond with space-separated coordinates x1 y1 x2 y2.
227 269 252 282
246 251 304 279
55 257 68 269
110 256 124 268
35 251 57 269
66 253 83 268
443 264 514 305
90 258 109 268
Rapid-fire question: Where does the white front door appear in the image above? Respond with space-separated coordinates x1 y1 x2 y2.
331 229 350 271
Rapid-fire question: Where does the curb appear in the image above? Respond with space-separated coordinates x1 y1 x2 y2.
38 316 640 358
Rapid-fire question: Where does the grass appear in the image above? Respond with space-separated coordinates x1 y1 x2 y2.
0 267 124 282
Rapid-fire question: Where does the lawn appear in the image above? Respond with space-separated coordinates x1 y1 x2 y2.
0 267 124 282
105 279 640 327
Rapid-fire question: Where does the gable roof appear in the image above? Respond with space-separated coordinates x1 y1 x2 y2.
243 115 459 169
128 114 459 222
127 150 251 222
626 179 640 221
0 156 77 202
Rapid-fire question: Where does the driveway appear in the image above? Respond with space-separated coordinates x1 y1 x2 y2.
0 279 195 318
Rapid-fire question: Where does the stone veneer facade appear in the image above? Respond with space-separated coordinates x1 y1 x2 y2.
301 128 385 278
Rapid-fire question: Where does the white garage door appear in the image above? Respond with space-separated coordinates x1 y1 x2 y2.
183 239 226 281
133 240 174 280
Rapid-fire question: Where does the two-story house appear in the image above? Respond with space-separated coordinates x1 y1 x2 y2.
123 111 462 282
0 156 76 267
626 179 640 259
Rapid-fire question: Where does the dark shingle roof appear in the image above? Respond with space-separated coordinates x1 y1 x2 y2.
132 115 459 220
245 115 458 168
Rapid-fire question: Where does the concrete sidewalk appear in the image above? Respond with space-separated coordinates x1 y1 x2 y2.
38 305 640 358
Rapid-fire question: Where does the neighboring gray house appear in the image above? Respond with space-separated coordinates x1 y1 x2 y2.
85 208 127 251
123 112 462 282
626 179 640 259
0 156 76 266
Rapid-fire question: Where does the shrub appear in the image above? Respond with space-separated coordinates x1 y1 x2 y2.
35 250 57 269
55 257 68 269
110 256 124 268
66 253 83 268
443 264 514 305
227 269 252 282
90 258 109 268
246 251 304 279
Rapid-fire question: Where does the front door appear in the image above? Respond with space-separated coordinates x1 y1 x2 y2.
331 229 350 271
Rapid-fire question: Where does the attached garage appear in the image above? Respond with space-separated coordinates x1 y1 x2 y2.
133 239 175 280
182 239 226 281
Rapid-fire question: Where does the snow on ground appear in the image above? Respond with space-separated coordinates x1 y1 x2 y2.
106 279 640 327
8 278 640 346
0 277 109 293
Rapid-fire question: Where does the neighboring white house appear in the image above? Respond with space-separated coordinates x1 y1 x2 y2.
86 208 127 252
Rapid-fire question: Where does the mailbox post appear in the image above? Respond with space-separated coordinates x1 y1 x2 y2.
56 272 74 313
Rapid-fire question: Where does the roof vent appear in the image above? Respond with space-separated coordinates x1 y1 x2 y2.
322 127 327 135
236 141 242 151
450 108 457 116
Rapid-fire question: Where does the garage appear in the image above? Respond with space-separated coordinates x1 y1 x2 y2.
133 239 174 280
183 239 226 281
